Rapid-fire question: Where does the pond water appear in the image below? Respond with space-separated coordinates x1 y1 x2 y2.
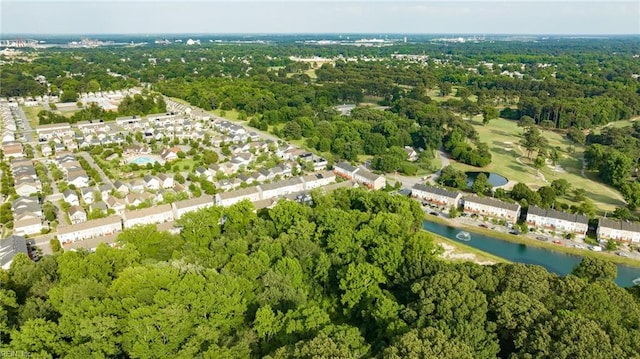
466 172 508 187
423 219 640 287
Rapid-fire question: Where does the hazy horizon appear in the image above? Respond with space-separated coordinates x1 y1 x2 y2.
2 1 639 36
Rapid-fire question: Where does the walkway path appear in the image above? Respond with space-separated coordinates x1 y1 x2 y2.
78 151 113 187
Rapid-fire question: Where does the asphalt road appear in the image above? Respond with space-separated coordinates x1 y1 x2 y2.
78 151 113 187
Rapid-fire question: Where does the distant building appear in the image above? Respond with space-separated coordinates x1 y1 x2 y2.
172 196 215 220
353 169 385 190
56 216 123 244
123 204 175 228
462 196 521 223
411 184 461 208
334 162 386 190
526 206 588 237
597 218 640 243
215 187 261 207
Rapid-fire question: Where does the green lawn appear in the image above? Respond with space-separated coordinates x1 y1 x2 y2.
212 109 242 121
21 105 44 128
173 159 197 171
447 117 625 212
304 69 317 79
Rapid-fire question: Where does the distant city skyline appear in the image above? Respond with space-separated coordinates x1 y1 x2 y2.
1 1 639 35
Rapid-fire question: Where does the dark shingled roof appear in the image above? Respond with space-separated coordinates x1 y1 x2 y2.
527 206 588 224
599 218 640 232
412 184 461 199
335 162 358 173
463 196 520 212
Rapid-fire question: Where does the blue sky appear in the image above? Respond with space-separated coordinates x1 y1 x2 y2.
2 1 639 35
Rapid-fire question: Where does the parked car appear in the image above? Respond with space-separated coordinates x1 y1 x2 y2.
479 223 489 228
536 236 548 242
552 240 563 245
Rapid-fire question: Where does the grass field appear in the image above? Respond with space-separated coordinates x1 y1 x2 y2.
447 117 626 212
212 109 242 121
21 105 43 128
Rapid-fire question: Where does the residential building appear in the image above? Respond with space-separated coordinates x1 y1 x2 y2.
63 189 80 206
302 171 336 190
172 196 215 219
0 235 28 270
68 205 88 225
123 204 174 228
155 173 173 189
411 184 462 208
13 217 45 236
353 169 386 190
215 187 261 207
334 162 359 180
143 175 161 190
462 196 521 223
597 218 640 244
106 196 126 215
160 147 180 161
260 177 305 200
526 206 588 237
56 215 123 244
67 170 89 188
404 146 419 162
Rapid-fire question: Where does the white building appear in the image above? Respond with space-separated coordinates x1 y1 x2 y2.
172 196 215 219
13 217 45 236
597 218 640 243
68 205 88 225
353 169 386 190
462 196 521 223
334 162 359 180
215 187 261 207
260 177 305 200
526 206 588 237
56 216 123 244
334 162 385 190
302 171 336 190
412 184 462 208
123 204 175 228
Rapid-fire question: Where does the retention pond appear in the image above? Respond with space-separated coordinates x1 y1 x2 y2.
423 219 640 287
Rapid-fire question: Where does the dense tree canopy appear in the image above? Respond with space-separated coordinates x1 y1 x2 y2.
2 189 640 357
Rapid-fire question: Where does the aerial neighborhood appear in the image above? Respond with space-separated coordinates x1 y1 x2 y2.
0 92 382 265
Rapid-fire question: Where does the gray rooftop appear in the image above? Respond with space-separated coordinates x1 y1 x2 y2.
173 196 215 210
599 218 640 233
217 186 260 200
354 168 383 182
335 162 358 173
260 177 304 192
412 184 461 199
527 206 588 224
0 235 28 268
463 196 521 212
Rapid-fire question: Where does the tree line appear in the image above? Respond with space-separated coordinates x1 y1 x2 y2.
1 189 640 358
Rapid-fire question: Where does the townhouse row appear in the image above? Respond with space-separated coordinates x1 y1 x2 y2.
55 171 338 244
413 183 640 242
412 184 587 237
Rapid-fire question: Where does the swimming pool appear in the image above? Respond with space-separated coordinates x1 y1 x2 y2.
129 156 155 165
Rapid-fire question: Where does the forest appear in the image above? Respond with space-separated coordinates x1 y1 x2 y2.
4 39 640 175
1 189 639 358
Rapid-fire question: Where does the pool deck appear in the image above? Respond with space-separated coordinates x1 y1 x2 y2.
125 154 165 165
